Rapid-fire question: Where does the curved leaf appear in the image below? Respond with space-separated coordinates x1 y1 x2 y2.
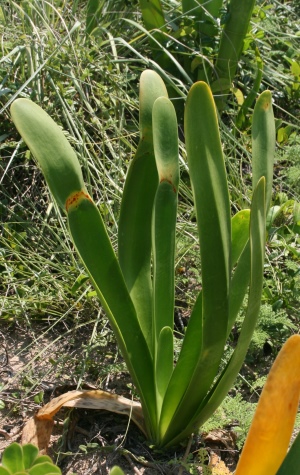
10 99 85 210
1 443 24 473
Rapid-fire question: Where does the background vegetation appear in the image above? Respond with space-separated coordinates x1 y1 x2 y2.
0 0 299 472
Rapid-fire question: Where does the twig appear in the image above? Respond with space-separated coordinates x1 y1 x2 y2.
123 452 143 475
178 433 194 475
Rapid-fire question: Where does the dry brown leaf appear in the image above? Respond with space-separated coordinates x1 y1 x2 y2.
22 389 145 453
209 451 233 475
22 416 54 454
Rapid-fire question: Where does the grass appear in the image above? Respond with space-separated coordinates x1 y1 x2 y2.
0 0 299 472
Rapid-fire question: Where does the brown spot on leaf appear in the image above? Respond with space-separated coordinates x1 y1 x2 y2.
65 190 92 211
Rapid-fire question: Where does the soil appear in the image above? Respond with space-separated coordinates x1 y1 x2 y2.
0 322 239 474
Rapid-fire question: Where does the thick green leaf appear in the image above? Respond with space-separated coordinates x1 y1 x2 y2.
156 326 174 413
110 467 125 475
10 99 86 210
231 210 250 266
118 70 168 349
138 0 166 32
67 196 157 435
0 468 11 475
22 445 39 469
158 81 231 445
152 97 179 343
28 463 61 475
185 81 231 365
214 0 256 97
178 177 266 444
252 90 275 210
1 443 24 473
151 96 178 424
11 97 157 439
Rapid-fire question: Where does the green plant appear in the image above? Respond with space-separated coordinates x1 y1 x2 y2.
0 443 61 475
10 69 274 448
85 0 259 111
136 0 257 110
109 468 124 475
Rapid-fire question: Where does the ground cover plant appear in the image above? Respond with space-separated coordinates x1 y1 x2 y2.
0 0 300 473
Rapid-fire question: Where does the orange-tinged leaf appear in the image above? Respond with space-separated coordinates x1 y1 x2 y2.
235 334 300 475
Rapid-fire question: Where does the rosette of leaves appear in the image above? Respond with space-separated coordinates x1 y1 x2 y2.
0 443 61 475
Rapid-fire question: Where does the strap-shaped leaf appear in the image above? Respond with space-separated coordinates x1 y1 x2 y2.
11 98 157 438
67 196 156 431
158 81 231 444
231 210 250 266
118 70 168 350
252 90 275 211
170 177 266 448
214 0 256 99
158 209 250 439
228 242 250 335
10 99 85 210
152 97 179 344
185 81 231 372
151 97 178 419
156 326 173 414
138 0 166 32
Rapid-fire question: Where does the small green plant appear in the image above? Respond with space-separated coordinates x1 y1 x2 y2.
0 443 61 475
109 468 124 475
10 69 274 448
85 0 258 111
